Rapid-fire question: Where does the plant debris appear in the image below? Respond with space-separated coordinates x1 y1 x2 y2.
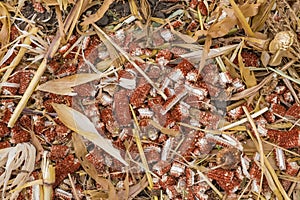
0 0 300 199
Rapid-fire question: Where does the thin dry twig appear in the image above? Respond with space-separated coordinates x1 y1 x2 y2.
129 104 153 190
230 60 296 101
219 107 268 131
68 174 80 200
243 106 265 198
0 27 38 93
7 0 90 127
288 170 300 197
92 23 167 100
8 56 52 127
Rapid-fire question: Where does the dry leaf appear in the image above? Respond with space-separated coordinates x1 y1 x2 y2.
266 122 293 129
180 44 238 62
140 0 151 21
229 0 255 37
95 28 126 66
243 139 273 153
251 0 276 31
170 28 196 44
198 34 212 74
0 2 11 58
230 73 273 101
81 0 114 26
238 43 257 88
52 103 128 166
223 56 240 79
269 52 283 66
260 51 270 67
30 130 44 162
117 176 148 200
37 73 104 95
239 2 260 17
203 2 260 39
72 133 118 200
128 0 140 19
0 143 36 199
245 36 269 50
208 8 237 38
84 190 109 199
269 50 296 67
41 0 59 6
148 120 179 136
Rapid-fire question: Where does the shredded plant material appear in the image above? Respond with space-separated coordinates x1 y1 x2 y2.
0 0 300 199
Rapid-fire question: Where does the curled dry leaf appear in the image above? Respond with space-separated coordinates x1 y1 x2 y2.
195 2 260 39
268 31 295 66
51 103 128 166
80 0 114 26
238 43 257 88
239 2 260 17
230 60 295 100
269 31 295 53
207 8 237 38
37 73 108 96
0 143 36 200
